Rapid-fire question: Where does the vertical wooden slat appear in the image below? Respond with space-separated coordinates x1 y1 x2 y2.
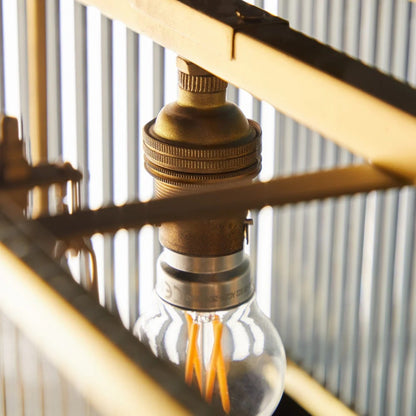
402 10 416 416
74 3 89 208
16 0 30 150
126 29 140 329
325 0 355 397
74 3 91 294
402 189 416 416
338 1 364 407
270 0 290 348
353 2 380 413
288 0 316 373
310 1 335 387
369 190 398 416
375 0 395 72
245 1 264 294
41 357 65 416
339 193 365 407
408 3 416 86
2 317 24 416
287 0 306 363
152 42 164 286
355 192 382 415
0 0 4 113
391 0 411 81
249 136 259 289
45 0 62 160
0 315 6 416
384 3 413 415
26 0 48 215
270 110 287 339
344 0 362 57
101 16 117 314
368 3 400 415
387 187 416 416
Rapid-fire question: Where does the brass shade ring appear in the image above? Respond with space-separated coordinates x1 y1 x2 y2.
143 119 261 178
144 147 261 174
144 160 261 186
143 120 261 160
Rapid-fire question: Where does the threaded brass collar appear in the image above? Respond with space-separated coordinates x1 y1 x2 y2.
178 72 227 93
176 56 227 93
143 119 261 191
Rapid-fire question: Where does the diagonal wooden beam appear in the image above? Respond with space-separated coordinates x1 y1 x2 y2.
35 164 407 240
76 0 416 182
0 209 218 416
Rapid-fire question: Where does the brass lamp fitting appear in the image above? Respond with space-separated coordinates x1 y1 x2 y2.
143 57 261 256
0 116 31 210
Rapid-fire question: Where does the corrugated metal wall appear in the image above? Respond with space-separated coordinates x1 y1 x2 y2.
270 2 416 415
0 0 415 415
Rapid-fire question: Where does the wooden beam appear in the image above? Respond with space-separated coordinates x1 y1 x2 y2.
27 0 49 215
36 164 406 239
0 221 216 416
285 360 357 416
76 0 416 182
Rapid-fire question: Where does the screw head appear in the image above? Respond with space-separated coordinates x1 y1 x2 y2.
235 7 265 22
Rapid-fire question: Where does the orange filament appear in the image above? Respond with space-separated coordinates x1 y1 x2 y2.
216 343 230 414
205 317 222 402
185 314 230 414
185 314 202 394
193 349 203 394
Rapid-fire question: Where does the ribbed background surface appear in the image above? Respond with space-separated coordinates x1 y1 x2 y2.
269 2 416 416
0 0 415 415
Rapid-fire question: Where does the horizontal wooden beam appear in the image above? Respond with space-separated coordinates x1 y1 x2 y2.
35 164 406 239
77 0 416 182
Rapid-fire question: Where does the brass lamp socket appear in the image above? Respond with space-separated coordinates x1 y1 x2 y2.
143 57 261 256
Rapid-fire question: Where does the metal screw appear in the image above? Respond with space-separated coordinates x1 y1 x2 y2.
244 218 254 244
235 7 265 22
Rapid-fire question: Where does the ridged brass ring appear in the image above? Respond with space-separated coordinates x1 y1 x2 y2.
143 121 260 160
143 120 261 180
178 72 228 93
145 160 261 184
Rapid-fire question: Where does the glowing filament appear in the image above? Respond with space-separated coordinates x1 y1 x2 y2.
185 314 203 394
185 314 230 414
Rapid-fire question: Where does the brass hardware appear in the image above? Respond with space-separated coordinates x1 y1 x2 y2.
0 115 83 213
143 57 261 256
0 116 30 210
235 4 266 22
0 116 30 183
244 218 253 244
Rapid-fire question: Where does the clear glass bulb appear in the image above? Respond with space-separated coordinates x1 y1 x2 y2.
134 293 286 416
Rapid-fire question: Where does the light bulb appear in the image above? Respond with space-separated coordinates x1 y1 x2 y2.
134 249 286 416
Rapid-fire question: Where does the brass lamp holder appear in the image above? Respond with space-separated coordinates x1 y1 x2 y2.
143 57 261 258
143 57 262 310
